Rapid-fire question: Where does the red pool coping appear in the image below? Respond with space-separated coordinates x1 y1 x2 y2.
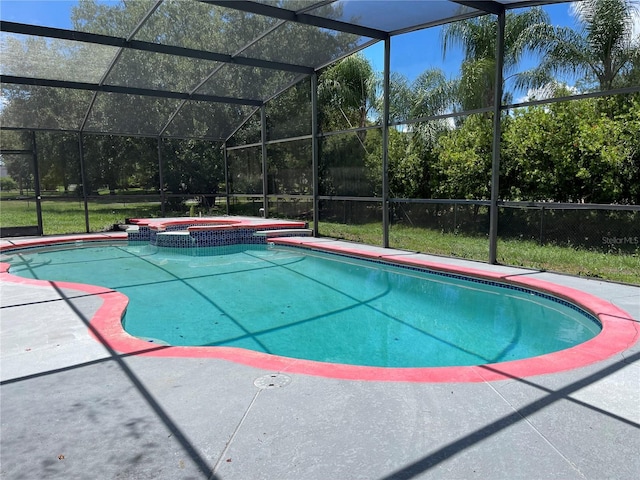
128 217 307 232
1 234 637 383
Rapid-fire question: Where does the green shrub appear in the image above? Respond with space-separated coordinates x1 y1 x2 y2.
0 177 18 191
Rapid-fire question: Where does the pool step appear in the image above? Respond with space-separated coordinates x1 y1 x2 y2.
253 229 313 238
156 231 191 236
155 230 195 248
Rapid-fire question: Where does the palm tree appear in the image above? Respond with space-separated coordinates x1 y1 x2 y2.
528 0 640 91
318 54 377 137
441 7 552 110
383 69 453 123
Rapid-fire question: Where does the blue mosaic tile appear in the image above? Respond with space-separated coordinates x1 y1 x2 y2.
128 224 278 252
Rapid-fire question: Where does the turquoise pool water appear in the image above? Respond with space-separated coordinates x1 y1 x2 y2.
3 243 601 368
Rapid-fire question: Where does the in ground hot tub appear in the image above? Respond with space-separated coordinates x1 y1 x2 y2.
125 216 311 251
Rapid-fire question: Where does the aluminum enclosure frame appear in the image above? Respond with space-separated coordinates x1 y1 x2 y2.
2 0 616 263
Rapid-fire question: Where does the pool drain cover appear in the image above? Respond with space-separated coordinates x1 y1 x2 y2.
254 373 291 389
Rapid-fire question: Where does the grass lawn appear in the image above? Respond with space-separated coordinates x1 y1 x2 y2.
1 197 637 285
1 198 162 234
319 222 640 285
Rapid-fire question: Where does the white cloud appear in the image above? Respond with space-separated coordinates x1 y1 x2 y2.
517 83 580 103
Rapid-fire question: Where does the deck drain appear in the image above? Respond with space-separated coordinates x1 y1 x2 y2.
254 373 291 389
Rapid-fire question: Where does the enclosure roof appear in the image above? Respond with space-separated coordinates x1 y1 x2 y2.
0 0 568 141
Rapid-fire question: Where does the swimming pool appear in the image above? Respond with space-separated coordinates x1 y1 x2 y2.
0 233 635 382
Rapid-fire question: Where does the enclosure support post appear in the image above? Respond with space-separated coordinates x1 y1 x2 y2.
488 8 505 264
261 104 268 218
223 142 230 216
157 137 166 217
539 206 545 246
78 133 90 233
311 72 319 236
30 131 44 236
382 36 391 248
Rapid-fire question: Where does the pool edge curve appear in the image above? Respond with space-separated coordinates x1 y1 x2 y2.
1 233 638 383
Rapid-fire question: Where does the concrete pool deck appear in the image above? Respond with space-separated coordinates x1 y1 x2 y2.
1 234 638 479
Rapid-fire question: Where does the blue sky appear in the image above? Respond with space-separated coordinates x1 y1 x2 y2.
1 0 84 28
0 1 580 71
362 2 577 80
0 1 578 74
2 0 637 100
0 0 582 31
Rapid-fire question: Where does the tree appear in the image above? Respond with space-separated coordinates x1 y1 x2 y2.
0 177 19 191
441 7 552 110
316 54 379 198
528 0 640 91
433 115 495 199
266 80 311 141
364 127 438 200
371 69 453 200
318 54 378 135
37 133 81 193
318 132 373 196
162 139 224 195
374 68 453 124
502 96 640 203
3 154 33 196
